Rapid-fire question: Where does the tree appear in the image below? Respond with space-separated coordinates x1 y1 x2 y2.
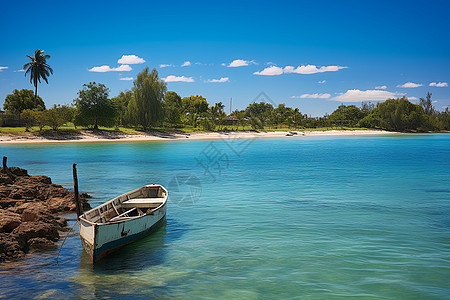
164 91 182 127
359 97 433 131
31 110 47 131
111 90 133 126
3 89 45 114
360 102 375 117
245 102 274 128
23 49 53 105
73 82 116 129
245 102 274 118
419 92 434 115
20 109 35 131
127 67 167 130
181 95 209 115
329 104 365 127
209 102 226 130
45 105 73 130
232 109 247 130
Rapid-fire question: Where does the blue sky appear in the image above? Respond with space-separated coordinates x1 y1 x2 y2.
1 0 449 116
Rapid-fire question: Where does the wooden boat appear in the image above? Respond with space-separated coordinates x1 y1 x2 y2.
78 184 168 263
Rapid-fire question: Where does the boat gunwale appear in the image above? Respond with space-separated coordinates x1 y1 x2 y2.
79 184 168 226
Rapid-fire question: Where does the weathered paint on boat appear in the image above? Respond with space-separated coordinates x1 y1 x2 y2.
78 184 168 263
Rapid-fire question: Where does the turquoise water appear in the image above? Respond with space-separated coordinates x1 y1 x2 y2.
0 134 449 299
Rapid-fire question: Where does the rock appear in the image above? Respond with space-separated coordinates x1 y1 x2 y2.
12 221 60 242
0 234 25 261
0 174 13 184
0 164 91 262
0 210 22 233
28 237 57 251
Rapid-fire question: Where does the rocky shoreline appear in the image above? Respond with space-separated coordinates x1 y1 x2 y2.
0 163 91 262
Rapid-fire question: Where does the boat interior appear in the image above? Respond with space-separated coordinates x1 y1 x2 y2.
81 185 167 224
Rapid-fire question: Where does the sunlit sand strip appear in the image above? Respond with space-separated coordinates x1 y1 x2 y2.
0 130 394 144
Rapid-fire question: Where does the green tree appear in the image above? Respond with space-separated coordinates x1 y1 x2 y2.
31 109 47 131
232 109 247 130
360 102 375 117
419 92 434 115
329 104 365 127
209 102 226 130
127 67 167 130
3 89 45 114
181 95 209 115
245 102 274 118
20 109 35 131
73 82 116 129
359 97 433 131
111 90 134 126
45 104 73 130
164 91 182 127
23 49 53 105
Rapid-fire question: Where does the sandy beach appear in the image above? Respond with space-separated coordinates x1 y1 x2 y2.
0 130 394 144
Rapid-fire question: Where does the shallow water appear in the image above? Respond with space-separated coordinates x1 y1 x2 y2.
1 134 449 299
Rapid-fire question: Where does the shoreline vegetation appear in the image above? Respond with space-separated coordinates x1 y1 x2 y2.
1 127 398 144
1 54 449 143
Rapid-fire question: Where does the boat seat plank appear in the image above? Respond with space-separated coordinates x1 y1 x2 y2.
122 198 164 208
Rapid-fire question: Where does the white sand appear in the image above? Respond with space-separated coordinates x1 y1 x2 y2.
0 130 394 144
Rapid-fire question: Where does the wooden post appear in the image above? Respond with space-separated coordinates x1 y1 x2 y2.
2 156 15 179
2 156 8 171
73 163 82 218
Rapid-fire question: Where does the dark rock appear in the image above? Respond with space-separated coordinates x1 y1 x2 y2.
0 166 28 177
28 237 57 251
0 174 13 184
0 233 26 261
12 221 60 242
0 164 91 262
0 210 22 233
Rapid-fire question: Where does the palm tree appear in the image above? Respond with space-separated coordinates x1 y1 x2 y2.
23 49 53 105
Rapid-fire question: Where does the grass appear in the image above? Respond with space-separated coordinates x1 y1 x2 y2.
0 124 378 137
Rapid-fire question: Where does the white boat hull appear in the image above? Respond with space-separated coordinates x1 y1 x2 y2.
78 184 168 263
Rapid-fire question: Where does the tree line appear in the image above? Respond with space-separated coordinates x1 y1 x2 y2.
2 48 449 132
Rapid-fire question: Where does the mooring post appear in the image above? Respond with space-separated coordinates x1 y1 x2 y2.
72 163 82 218
2 156 15 179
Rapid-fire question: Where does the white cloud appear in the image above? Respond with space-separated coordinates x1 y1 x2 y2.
332 89 405 102
206 77 230 83
375 85 387 89
13 69 25 72
163 75 194 82
115 65 132 72
254 64 347 76
181 61 191 67
409 96 418 100
429 82 448 87
117 55 145 65
318 80 326 84
228 59 256 67
159 64 174 68
89 64 132 72
119 77 133 81
220 63 226 66
253 66 284 76
432 100 438 103
0 66 8 71
285 65 347 75
292 93 331 99
397 82 423 88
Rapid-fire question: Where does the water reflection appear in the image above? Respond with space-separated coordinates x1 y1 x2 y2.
72 222 172 298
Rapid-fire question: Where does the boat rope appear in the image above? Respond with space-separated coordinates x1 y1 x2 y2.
56 220 78 264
